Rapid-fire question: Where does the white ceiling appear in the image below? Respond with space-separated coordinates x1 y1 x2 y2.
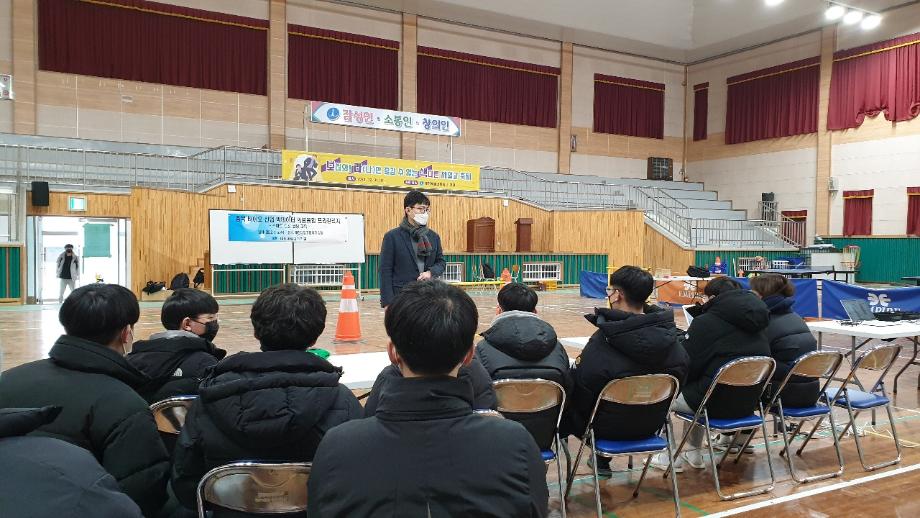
346 0 910 62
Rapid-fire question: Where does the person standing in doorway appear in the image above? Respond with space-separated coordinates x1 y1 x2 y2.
379 191 446 308
57 244 80 302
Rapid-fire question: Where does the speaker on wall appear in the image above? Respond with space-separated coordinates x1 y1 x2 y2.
31 181 50 206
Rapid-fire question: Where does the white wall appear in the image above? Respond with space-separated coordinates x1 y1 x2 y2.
570 155 648 179
417 18 561 67
836 3 920 51
830 134 920 235
287 0 402 40
156 0 268 19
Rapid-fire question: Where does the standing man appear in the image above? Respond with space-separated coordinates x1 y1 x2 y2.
57 244 80 302
379 190 446 308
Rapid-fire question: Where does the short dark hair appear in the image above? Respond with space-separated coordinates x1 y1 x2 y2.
161 288 219 330
251 283 327 351
704 276 743 297
609 266 654 308
64 244 73 250
385 281 478 376
59 284 139 346
403 190 430 208
497 282 538 312
750 273 795 298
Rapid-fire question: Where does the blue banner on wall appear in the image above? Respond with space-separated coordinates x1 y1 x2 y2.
822 280 920 320
733 277 820 318
580 270 608 299
227 212 347 243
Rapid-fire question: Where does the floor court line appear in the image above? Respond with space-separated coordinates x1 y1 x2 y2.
705 462 920 517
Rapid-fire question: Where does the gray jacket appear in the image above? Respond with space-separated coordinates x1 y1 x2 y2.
56 251 81 280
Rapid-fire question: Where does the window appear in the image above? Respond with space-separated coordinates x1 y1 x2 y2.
522 262 562 282
443 263 464 283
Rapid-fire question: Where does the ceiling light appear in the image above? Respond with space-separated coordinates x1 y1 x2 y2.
825 5 846 20
765 0 785 6
843 10 864 24
861 14 882 30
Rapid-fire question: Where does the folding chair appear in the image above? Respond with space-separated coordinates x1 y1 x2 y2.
671 357 776 501
765 351 845 483
196 461 310 517
565 374 682 518
150 395 196 451
511 264 521 282
473 409 505 418
799 343 902 472
493 379 568 518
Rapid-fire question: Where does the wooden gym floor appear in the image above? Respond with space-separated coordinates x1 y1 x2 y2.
2 289 920 517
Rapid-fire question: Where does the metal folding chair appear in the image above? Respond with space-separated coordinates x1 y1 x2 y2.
565 374 681 518
196 461 310 517
671 356 776 501
765 351 845 483
511 264 521 282
799 343 902 472
150 395 197 435
472 409 505 418
493 379 568 518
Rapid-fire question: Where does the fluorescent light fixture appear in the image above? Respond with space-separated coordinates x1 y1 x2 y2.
861 14 882 30
843 9 864 24
765 0 785 6
825 4 846 20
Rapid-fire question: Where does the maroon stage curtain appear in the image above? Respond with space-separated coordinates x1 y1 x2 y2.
781 209 807 244
288 25 399 109
693 82 709 141
38 0 268 95
725 57 820 144
418 47 559 128
843 190 874 236
593 75 664 139
828 32 920 130
909 187 920 236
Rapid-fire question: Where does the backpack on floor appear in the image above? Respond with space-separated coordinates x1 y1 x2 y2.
193 268 205 285
169 273 190 290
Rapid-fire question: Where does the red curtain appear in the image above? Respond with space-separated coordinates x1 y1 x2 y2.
38 0 268 95
693 83 708 141
828 32 920 130
417 47 559 128
908 187 920 235
288 25 399 109
843 190 874 236
725 57 820 144
594 74 664 139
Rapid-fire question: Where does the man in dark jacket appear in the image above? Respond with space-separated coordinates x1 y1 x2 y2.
309 281 549 518
0 284 170 516
379 190 446 307
0 406 144 517
128 288 227 404
171 284 363 515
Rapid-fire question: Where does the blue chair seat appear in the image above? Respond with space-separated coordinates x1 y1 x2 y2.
675 411 762 430
595 436 667 455
770 404 830 419
541 449 556 462
826 389 889 410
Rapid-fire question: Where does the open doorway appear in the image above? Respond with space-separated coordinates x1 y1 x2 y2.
26 216 130 304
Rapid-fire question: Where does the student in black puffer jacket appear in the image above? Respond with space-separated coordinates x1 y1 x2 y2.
171 284 363 517
750 274 819 408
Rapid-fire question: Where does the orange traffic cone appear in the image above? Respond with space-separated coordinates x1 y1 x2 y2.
335 271 362 342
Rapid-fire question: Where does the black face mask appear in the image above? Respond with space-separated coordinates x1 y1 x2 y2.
197 320 220 342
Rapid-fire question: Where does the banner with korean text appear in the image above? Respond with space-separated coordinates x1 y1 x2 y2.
308 101 462 137
281 150 481 192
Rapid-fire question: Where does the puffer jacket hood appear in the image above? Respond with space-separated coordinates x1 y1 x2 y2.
703 289 770 332
480 311 559 361
198 350 345 447
586 305 680 367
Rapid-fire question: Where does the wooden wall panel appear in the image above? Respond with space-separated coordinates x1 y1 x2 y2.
643 225 694 274
27 191 131 218
551 210 645 268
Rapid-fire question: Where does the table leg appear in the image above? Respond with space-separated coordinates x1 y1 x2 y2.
893 336 920 395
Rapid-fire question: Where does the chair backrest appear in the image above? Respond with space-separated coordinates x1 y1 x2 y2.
844 343 902 393
150 395 197 435
767 351 843 409
714 356 775 387
473 409 505 419
494 379 566 450
196 462 310 516
512 264 520 275
584 374 679 439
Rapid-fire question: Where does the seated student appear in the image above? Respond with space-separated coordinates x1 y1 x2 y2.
128 288 226 404
565 266 689 471
171 283 363 515
0 284 170 517
0 406 143 518
475 282 572 391
750 274 819 408
652 277 770 470
308 282 549 517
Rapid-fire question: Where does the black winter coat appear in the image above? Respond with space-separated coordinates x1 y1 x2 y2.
761 295 820 408
0 406 143 518
566 305 689 440
128 331 227 404
379 226 446 307
681 290 772 417
171 349 363 515
0 335 170 517
308 376 549 518
363 358 497 417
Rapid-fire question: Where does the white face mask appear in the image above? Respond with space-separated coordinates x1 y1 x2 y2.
413 212 430 226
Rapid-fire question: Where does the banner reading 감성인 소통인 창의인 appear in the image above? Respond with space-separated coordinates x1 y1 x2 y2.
280 150 481 192
308 101 461 137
